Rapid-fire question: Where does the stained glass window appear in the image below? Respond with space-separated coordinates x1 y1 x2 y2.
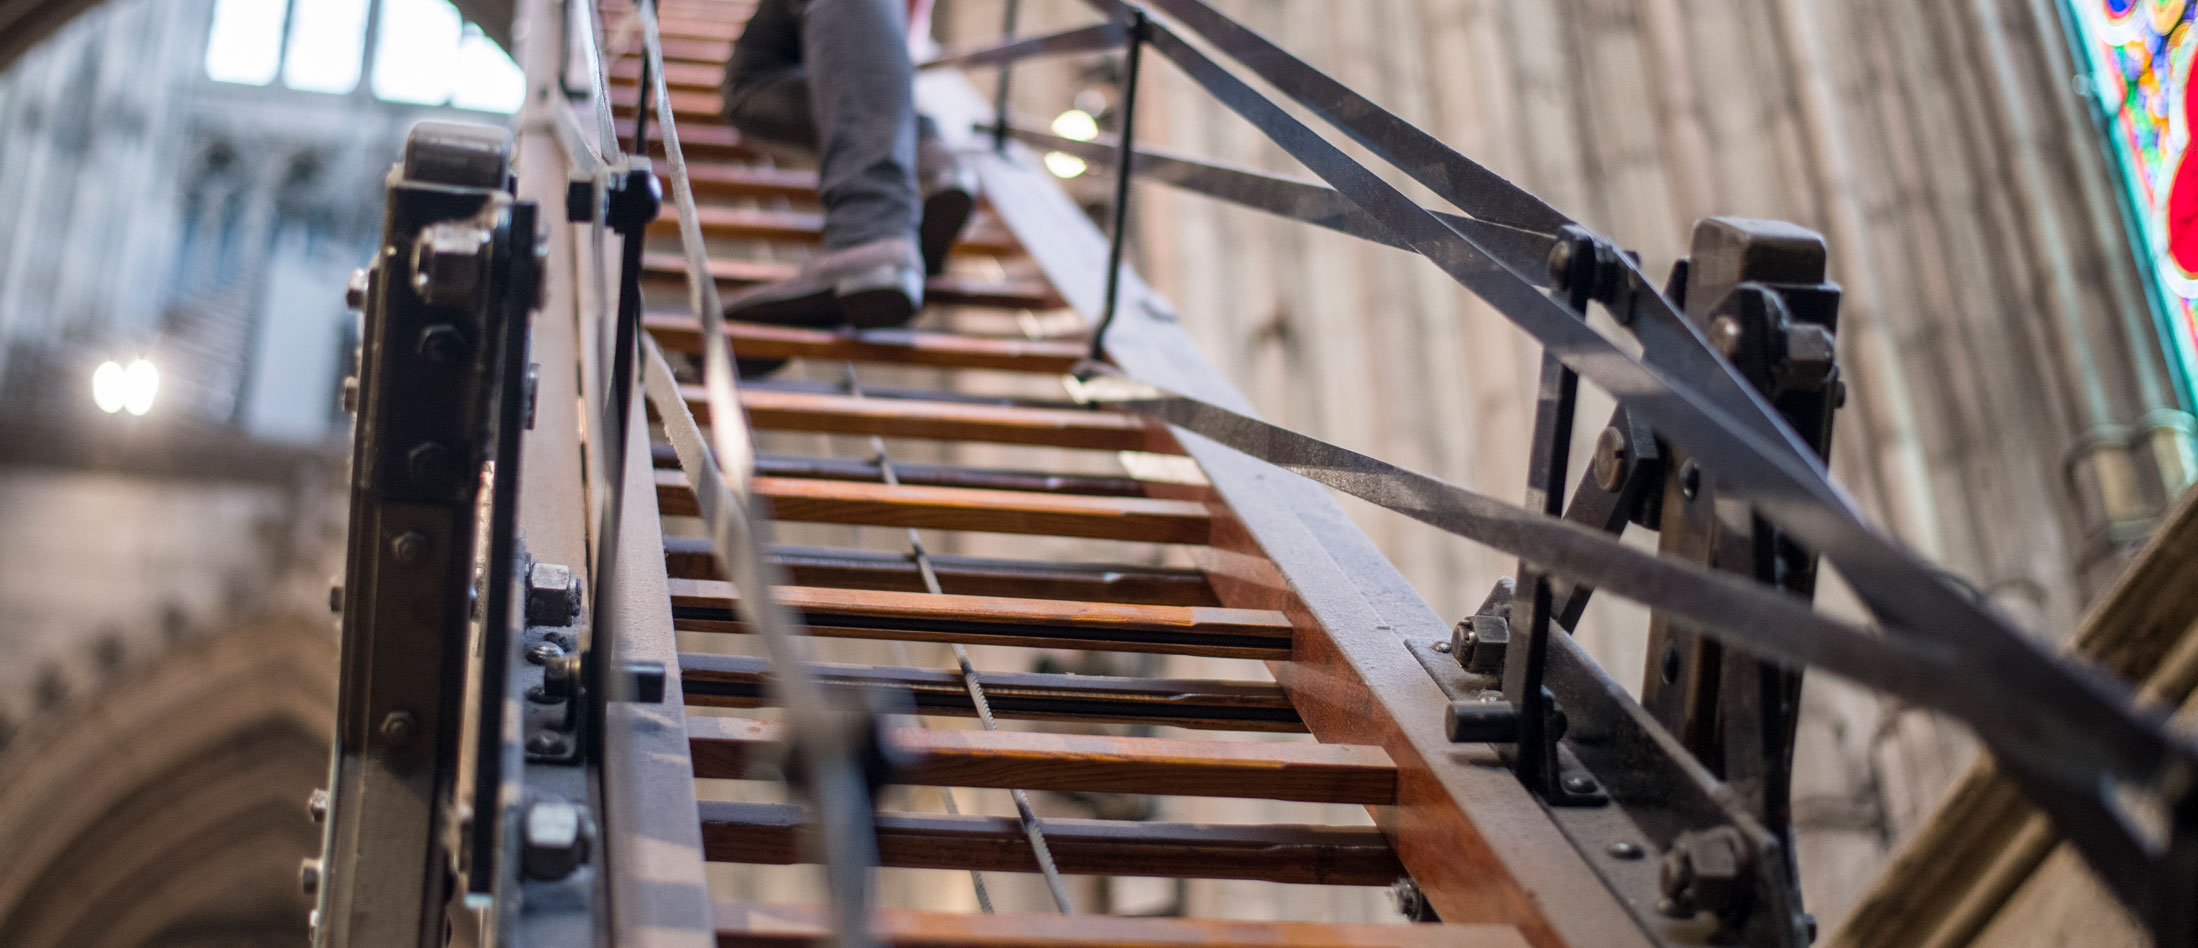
2066 0 2198 400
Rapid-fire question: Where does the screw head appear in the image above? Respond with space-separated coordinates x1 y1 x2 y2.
1678 458 1702 500
1563 774 1598 795
390 531 429 564
307 788 329 824
378 710 417 747
298 857 322 896
407 442 456 489
1593 426 1630 492
1546 239 1576 288
527 641 565 665
341 375 359 414
416 324 467 365
521 800 590 880
1608 840 1645 860
1432 640 1452 653
526 732 570 757
327 583 343 614
1708 314 1745 358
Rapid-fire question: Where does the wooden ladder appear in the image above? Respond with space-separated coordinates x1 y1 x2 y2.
588 3 1639 946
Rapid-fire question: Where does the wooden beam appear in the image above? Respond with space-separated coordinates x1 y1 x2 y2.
665 539 1224 606
698 801 1406 885
658 473 1211 542
711 901 1529 948
667 578 1291 659
688 716 1394 804
674 386 1175 452
641 252 1063 309
647 205 1020 255
644 314 1086 374
679 652 1305 732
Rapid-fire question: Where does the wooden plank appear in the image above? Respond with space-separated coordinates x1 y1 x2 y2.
697 801 1405 885
712 451 1159 499
648 205 1020 255
658 472 1211 543
677 386 1174 452
642 252 1063 310
681 163 821 203
665 539 1224 606
644 314 1086 374
607 57 722 92
666 578 1291 659
712 901 1528 948
688 716 1395 804
678 653 1305 732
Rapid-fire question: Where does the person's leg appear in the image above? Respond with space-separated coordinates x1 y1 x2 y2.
798 0 919 250
722 0 818 156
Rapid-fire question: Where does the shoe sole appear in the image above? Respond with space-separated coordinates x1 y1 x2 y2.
835 263 924 330
920 186 976 276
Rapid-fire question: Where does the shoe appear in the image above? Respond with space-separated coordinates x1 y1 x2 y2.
726 236 925 376
917 135 978 277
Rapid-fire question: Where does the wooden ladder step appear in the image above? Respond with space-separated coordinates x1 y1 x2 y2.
633 124 757 163
680 162 821 203
642 252 1063 310
678 386 1175 452
679 653 1305 732
657 449 1158 499
712 902 1529 948
659 473 1212 543
699 802 1405 885
668 579 1291 658
649 205 1020 255
607 57 722 92
612 89 723 125
666 540 1224 606
689 716 1394 804
644 314 1087 374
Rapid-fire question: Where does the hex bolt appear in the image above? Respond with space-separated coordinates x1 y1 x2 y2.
521 800 591 881
341 375 359 414
299 857 323 896
378 710 417 747
1659 826 1753 920
1431 640 1452 653
1708 314 1745 359
1593 426 1630 492
410 222 492 307
345 267 370 310
526 732 570 756
407 442 456 489
526 562 581 626
390 532 429 565
328 583 343 614
618 660 667 704
416 324 467 365
527 641 565 665
1563 774 1599 795
307 788 330 824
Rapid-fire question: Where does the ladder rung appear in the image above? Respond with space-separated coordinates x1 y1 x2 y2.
659 449 1156 498
632 124 756 162
606 57 722 92
649 205 1020 255
642 252 1063 310
611 90 721 125
688 716 1394 804
644 314 1086 373
659 472 1213 543
665 539 1224 606
712 902 1527 948
668 579 1291 659
681 163 820 203
698 801 1405 885
679 653 1305 731
679 386 1175 452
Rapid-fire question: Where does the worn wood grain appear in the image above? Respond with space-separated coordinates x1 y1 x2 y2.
710 901 1529 947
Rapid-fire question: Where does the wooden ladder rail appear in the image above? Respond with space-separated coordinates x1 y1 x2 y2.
577 1 1650 946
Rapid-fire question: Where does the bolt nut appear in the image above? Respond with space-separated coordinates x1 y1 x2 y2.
527 640 565 665
341 375 359 414
1658 826 1753 920
378 710 417 747
1779 321 1836 390
526 732 570 757
409 222 492 308
521 800 591 880
345 267 370 310
328 583 343 614
1708 314 1745 359
526 562 581 626
307 788 329 824
299 857 322 896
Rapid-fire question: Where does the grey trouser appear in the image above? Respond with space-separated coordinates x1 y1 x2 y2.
723 0 924 249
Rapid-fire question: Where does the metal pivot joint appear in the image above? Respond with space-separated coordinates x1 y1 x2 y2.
313 120 540 948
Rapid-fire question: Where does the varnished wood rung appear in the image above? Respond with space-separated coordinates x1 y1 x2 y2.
631 124 757 163
676 386 1176 453
699 801 1404 885
655 447 1156 499
641 252 1063 310
611 89 723 125
649 206 1020 256
680 162 820 203
679 652 1305 732
659 472 1211 543
712 902 1529 948
668 578 1289 659
607 57 723 93
666 539 1224 606
644 314 1086 374
689 716 1393 804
